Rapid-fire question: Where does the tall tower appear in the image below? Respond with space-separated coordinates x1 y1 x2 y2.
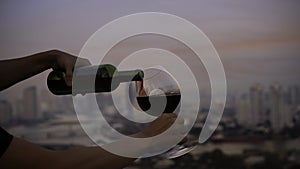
287 85 300 108
236 94 251 128
249 83 264 126
0 99 13 125
269 82 289 132
22 86 38 122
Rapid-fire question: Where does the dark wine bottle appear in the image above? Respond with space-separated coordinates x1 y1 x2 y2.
47 64 144 95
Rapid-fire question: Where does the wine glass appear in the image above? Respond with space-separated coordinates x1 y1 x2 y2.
129 66 198 159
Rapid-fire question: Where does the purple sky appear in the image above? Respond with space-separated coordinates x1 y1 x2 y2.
0 0 299 100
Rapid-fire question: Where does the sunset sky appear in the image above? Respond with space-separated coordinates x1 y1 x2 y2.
0 0 299 100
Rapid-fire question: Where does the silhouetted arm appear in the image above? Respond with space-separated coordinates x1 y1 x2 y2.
0 137 136 169
0 114 178 169
0 50 89 91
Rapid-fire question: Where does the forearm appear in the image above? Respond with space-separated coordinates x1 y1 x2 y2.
0 114 178 169
53 133 146 169
0 137 57 169
0 50 57 91
0 137 137 169
55 146 137 169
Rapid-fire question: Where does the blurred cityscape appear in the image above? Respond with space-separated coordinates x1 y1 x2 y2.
1 82 300 169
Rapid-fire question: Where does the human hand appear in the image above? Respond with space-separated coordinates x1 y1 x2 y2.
126 113 187 156
49 50 91 86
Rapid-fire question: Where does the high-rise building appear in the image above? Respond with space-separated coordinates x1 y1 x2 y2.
0 99 13 125
236 94 251 128
269 82 291 132
39 88 55 114
287 85 300 108
249 83 264 126
22 86 38 122
16 98 23 120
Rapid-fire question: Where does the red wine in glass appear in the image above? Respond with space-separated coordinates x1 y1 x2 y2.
136 94 181 114
130 67 198 159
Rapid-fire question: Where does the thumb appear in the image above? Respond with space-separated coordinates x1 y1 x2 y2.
65 67 73 86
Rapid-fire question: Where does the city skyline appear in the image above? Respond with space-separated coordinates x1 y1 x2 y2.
1 1 299 168
1 81 299 132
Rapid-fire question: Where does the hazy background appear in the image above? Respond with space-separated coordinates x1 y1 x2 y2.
0 0 299 102
1 1 300 168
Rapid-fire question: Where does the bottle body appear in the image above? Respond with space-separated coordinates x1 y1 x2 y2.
47 64 143 95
